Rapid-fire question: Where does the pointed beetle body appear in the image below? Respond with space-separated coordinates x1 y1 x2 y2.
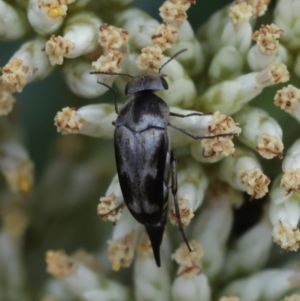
114 75 170 267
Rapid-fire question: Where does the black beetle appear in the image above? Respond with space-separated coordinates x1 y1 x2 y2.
91 50 233 267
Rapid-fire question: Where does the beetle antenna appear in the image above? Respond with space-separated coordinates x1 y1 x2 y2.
96 80 119 114
90 71 134 78
159 49 187 73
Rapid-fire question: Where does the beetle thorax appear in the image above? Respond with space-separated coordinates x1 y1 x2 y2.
115 92 170 132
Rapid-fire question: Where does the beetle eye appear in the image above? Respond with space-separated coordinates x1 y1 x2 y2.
161 77 168 90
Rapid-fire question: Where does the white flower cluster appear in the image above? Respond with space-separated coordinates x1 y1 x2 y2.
1 0 300 300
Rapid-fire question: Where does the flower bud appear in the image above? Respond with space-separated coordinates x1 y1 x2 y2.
234 105 284 159
219 147 270 199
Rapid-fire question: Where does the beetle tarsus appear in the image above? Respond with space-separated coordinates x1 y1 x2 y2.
168 122 237 140
171 151 193 253
170 112 212 118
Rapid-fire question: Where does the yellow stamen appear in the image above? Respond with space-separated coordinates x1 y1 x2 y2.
48 7 63 18
112 261 121 271
20 179 30 192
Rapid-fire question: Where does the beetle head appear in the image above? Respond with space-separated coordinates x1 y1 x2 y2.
125 73 168 95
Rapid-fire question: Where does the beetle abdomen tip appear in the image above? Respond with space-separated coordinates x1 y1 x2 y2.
145 224 165 267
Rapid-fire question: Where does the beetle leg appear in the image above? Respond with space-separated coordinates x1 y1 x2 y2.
170 112 212 118
170 151 192 253
168 122 237 139
96 80 119 114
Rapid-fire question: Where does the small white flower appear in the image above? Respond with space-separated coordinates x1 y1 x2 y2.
219 147 270 199
0 0 30 40
269 176 300 251
0 228 26 298
192 183 236 280
98 174 124 223
171 241 210 301
136 45 164 71
274 0 300 51
38 0 75 19
248 24 284 70
63 60 115 98
153 21 178 51
234 105 284 159
228 2 253 25
0 39 54 92
222 269 300 301
27 0 64 34
45 11 101 65
200 62 290 115
43 278 77 301
281 138 300 193
159 0 195 26
208 46 243 83
167 20 204 75
108 209 142 271
223 3 253 57
98 24 129 50
222 215 273 279
118 8 160 50
133 235 171 301
207 4 252 87
54 105 116 137
252 24 283 55
92 50 123 73
246 0 271 18
46 250 128 299
198 5 231 55
274 85 300 122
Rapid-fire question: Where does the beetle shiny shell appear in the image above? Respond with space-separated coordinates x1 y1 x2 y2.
114 74 171 266
112 71 202 267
